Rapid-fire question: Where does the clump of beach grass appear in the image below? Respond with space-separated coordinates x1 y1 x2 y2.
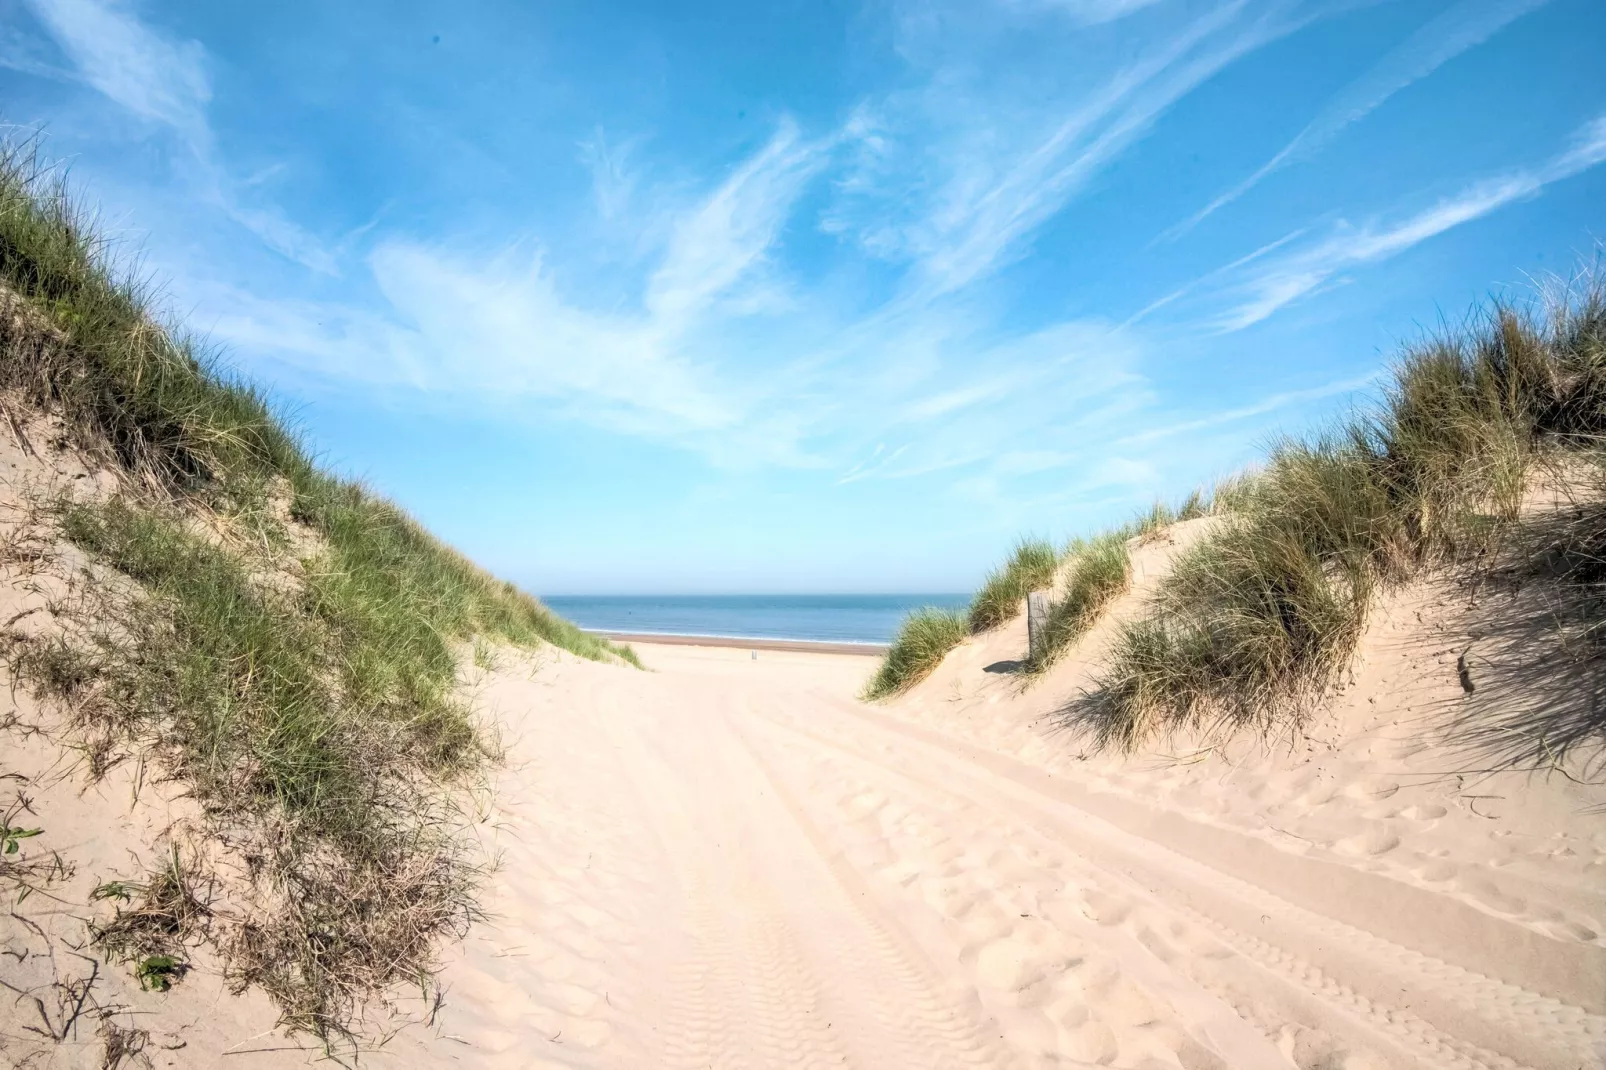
1089 282 1606 749
968 538 1060 632
90 846 213 988
1026 530 1133 672
863 608 969 699
0 138 634 1042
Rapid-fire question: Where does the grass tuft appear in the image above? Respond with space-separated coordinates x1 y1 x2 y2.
90 846 212 978
863 608 969 699
1088 282 1606 748
968 538 1060 632
1026 531 1132 672
0 135 637 1042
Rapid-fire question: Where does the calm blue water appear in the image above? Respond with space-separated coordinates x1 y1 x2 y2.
541 594 970 646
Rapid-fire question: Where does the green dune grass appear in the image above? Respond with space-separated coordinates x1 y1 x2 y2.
0 141 635 1043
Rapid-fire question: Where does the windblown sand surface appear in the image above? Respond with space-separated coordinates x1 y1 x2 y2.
4 528 1605 1067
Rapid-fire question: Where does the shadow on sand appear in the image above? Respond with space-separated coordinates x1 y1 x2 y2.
1045 560 1605 791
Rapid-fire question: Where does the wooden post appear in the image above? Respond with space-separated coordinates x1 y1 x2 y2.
1026 590 1050 663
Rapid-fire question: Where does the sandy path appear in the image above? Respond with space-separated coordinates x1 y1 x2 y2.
370 642 1603 1070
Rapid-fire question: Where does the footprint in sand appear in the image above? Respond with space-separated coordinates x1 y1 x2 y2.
1342 779 1399 801
1334 827 1401 857
1465 879 1527 915
1079 889 1132 926
1414 859 1459 882
974 935 1074 993
922 878 978 919
1539 919 1597 942
1060 1019 1119 1064
1399 803 1447 821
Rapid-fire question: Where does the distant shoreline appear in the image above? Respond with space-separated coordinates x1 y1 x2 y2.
592 631 888 656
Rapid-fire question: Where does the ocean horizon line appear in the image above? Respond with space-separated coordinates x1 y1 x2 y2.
543 592 970 646
587 627 887 646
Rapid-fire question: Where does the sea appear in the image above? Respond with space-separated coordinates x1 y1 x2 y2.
541 593 970 647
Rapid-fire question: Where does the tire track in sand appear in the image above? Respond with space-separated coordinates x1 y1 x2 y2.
596 684 1010 1068
740 700 1604 1070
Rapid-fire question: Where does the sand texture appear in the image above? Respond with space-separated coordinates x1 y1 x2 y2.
3 510 1604 1067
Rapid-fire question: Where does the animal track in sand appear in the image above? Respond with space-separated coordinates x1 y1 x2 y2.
1399 803 1447 821
1296 782 1339 806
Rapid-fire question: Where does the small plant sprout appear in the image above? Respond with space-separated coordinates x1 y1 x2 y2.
134 954 184 992
2 823 42 855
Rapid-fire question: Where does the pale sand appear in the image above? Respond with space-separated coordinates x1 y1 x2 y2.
595 631 887 655
4 502 1605 1065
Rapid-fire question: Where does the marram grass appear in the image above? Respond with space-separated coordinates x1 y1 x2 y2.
0 139 634 1043
868 274 1606 750
1090 287 1606 749
863 608 969 699
1025 530 1132 673
969 537 1060 632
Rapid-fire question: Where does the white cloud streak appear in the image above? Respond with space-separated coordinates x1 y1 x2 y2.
1196 113 1606 331
4 0 1484 512
21 0 210 139
15 0 337 273
1000 0 1168 27
826 0 1334 298
1166 0 1553 239
646 119 830 324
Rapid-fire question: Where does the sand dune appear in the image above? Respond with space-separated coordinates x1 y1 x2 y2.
5 556 1604 1066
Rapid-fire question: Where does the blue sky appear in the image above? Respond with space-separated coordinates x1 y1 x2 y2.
2 0 1602 594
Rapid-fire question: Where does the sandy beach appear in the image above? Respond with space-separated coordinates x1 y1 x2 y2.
5 6 1605 1067
591 631 888 655
392 616 1605 1069
6 603 1605 1067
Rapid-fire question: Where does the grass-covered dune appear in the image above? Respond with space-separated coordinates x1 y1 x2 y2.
0 143 635 1042
870 275 1606 753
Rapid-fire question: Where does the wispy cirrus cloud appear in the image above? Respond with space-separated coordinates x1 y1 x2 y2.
1000 0 1167 27
1165 0 1554 239
9 0 338 273
4 0 1518 518
19 0 210 139
1166 113 1606 331
1114 372 1379 447
194 0 1329 479
825 0 1333 299
646 119 831 324
206 120 837 462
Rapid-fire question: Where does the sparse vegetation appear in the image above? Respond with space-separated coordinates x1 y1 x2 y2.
869 274 1606 745
0 796 69 906
863 608 969 699
0 139 636 1042
969 538 1060 632
90 847 210 987
1026 530 1132 672
1090 282 1606 748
